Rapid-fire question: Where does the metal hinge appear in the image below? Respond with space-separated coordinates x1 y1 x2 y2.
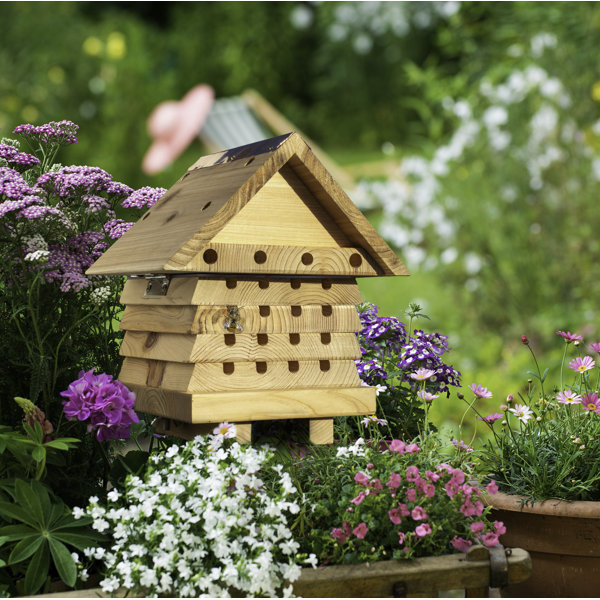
140 274 171 297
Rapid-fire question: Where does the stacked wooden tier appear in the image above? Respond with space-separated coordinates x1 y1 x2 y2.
118 275 374 443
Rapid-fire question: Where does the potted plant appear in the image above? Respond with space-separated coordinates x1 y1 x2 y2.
468 331 600 597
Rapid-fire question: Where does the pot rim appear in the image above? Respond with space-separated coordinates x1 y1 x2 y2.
487 490 600 518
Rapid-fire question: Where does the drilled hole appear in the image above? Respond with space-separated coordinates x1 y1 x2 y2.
224 334 236 346
259 305 271 317
349 253 363 268
301 252 313 265
288 361 299 373
141 212 150 221
223 362 235 375
321 332 331 345
290 280 301 290
289 333 300 345
291 306 302 317
256 361 267 374
203 249 218 264
245 157 255 166
258 279 269 289
320 360 331 372
226 278 237 289
322 305 333 317
257 333 269 346
321 279 332 290
202 201 211 211
165 212 178 223
254 250 267 264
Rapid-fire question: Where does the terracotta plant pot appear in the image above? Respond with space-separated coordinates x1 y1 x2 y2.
489 491 600 597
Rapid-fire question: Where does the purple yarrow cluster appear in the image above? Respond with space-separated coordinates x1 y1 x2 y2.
121 186 165 209
13 120 79 145
0 166 34 200
0 143 40 169
61 369 139 442
331 444 503 558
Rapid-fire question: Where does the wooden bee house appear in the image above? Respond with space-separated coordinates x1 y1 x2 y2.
87 133 409 443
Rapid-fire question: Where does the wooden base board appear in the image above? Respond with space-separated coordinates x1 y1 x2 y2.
129 385 376 423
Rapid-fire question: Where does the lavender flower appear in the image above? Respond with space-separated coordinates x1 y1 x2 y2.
61 369 139 442
14 120 79 145
121 186 166 209
0 143 40 170
36 165 114 198
0 166 34 200
103 218 135 240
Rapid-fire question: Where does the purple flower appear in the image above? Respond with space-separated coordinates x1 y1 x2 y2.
0 143 40 171
556 330 584 343
61 369 139 442
569 356 595 373
581 393 600 413
477 413 504 423
103 218 135 240
121 186 166 209
469 383 493 399
0 167 34 200
14 120 79 145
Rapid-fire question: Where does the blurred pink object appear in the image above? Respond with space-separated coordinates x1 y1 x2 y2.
142 84 214 174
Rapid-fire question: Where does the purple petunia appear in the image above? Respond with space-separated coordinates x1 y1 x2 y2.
61 369 139 442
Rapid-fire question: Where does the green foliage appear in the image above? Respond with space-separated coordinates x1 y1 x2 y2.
0 478 104 596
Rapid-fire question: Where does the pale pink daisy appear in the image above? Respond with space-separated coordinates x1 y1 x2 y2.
213 421 236 438
417 390 439 403
556 330 584 343
361 414 388 427
410 368 437 381
581 393 600 413
556 390 582 405
569 356 595 373
590 342 600 354
469 383 493 398
508 403 534 423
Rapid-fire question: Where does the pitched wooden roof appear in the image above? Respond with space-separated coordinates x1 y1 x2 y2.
87 133 408 277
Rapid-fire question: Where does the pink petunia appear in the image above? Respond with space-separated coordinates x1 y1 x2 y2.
556 390 582 405
387 472 402 489
406 488 417 502
423 483 436 498
581 393 600 413
398 503 411 517
397 531 406 545
354 471 370 485
405 443 420 454
470 521 485 533
569 356 595 373
451 536 472 552
351 491 368 506
406 466 420 481
482 532 500 547
494 521 506 535
411 506 429 521
486 480 499 495
556 330 584 343
353 522 369 539
469 383 493 398
388 508 402 525
388 439 406 454
414 523 432 538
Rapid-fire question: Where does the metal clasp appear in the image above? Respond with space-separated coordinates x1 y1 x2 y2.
142 274 171 297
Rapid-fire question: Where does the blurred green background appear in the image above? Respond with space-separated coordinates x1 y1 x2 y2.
3 1 600 441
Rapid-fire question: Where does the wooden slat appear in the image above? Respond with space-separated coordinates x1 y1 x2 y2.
120 276 363 306
181 243 379 276
126 384 375 422
120 331 361 363
309 418 334 444
120 304 362 335
120 358 361 393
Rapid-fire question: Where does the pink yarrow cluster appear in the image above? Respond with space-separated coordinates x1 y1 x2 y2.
331 442 503 557
61 369 139 442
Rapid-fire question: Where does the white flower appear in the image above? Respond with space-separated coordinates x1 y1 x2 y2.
90 286 111 305
24 249 50 262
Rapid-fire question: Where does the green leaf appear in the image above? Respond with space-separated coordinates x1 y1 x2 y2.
32 446 46 462
49 537 77 587
14 479 45 526
23 542 50 596
52 530 105 551
0 500 38 527
0 524 37 540
8 535 43 564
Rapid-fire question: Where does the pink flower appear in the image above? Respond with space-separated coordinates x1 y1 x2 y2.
331 521 352 544
469 383 493 399
354 471 370 485
470 521 485 533
405 443 420 454
478 413 504 423
494 521 506 535
388 508 402 525
406 488 417 502
556 390 582 405
414 523 432 538
451 536 472 552
417 390 439 403
351 491 368 506
423 483 436 498
397 531 406 545
388 439 406 454
556 330 583 343
460 500 477 517
410 368 436 381
411 506 428 521
509 403 534 424
590 342 600 354
425 470 440 482
482 532 500 547
581 393 600 413
406 466 420 482
398 503 411 517
486 480 499 495
445 481 459 499
569 356 595 373
387 473 402 489
353 522 368 539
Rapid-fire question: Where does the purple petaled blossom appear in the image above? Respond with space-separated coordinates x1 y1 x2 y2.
14 120 79 145
0 194 43 218
104 181 134 198
60 369 139 442
556 330 583 343
121 186 166 209
469 383 493 399
0 143 40 169
83 194 113 215
103 218 135 240
477 413 504 423
0 167 34 200
36 165 114 198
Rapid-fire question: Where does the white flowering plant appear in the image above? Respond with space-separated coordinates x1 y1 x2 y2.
466 330 600 502
77 424 316 598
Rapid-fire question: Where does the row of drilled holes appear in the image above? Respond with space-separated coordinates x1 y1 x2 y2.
222 360 331 375
225 278 334 290
224 332 332 346
253 305 332 318
203 249 363 268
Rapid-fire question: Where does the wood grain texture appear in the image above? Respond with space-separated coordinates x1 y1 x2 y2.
120 331 362 363
120 276 362 306
120 357 361 393
182 243 379 276
86 132 409 277
309 418 334 444
120 304 362 334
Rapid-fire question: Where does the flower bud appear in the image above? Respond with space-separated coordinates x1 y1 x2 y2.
521 335 529 345
574 340 581 347
500 404 508 411
580 445 586 450
457 392 464 400
536 416 542 422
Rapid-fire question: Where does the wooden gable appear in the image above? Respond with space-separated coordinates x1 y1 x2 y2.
87 133 408 277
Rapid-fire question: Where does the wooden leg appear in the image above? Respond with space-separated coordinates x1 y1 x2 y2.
235 422 252 444
309 418 333 444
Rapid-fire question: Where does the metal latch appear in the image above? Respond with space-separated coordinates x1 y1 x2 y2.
142 274 171 297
